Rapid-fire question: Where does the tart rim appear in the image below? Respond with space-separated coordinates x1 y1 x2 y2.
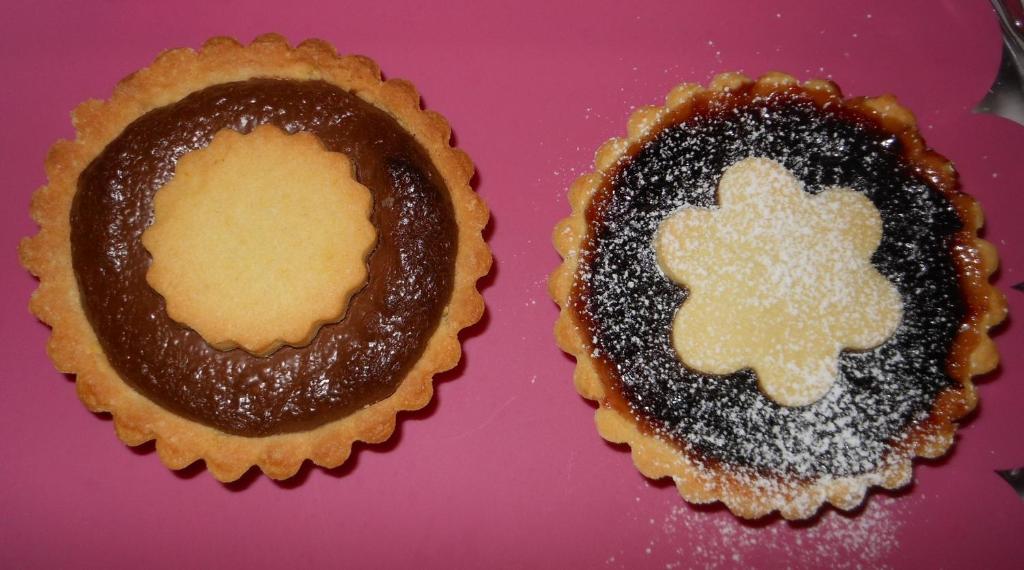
19 33 491 482
549 71 1007 519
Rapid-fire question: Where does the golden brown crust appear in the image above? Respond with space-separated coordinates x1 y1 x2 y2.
549 71 1006 519
19 34 491 482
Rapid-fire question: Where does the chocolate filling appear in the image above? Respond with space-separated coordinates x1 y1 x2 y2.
71 78 457 437
576 88 965 477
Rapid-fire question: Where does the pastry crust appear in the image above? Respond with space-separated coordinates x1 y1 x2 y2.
20 34 491 482
549 72 1006 519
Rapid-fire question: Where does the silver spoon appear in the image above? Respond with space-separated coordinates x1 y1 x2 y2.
975 0 1024 126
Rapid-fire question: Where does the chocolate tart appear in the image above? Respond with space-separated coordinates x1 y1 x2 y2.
550 72 1006 519
20 35 490 481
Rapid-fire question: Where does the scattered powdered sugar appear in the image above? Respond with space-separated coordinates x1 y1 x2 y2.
608 494 905 569
579 92 965 490
667 503 902 569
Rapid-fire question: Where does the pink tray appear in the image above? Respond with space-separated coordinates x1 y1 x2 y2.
2 1 1021 568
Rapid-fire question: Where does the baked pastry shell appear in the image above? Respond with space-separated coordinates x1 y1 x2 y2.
549 72 1007 520
20 34 491 482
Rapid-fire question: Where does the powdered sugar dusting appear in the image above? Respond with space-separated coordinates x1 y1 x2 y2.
605 494 904 569
663 498 903 569
578 91 965 489
654 157 902 407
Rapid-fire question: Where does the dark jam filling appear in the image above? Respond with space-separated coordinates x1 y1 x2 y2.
71 79 457 437
578 92 965 478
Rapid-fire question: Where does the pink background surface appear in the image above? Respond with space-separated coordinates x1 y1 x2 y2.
2 1 1022 568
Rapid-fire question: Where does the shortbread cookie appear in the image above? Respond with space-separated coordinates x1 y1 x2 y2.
20 35 491 481
142 125 376 356
655 157 903 407
550 72 1006 519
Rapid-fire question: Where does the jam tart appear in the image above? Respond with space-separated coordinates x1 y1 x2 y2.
550 72 1006 519
20 35 491 481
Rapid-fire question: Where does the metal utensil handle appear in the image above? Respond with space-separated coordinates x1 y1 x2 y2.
990 0 1024 53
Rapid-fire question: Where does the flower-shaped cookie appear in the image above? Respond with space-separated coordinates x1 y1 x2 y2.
655 157 903 406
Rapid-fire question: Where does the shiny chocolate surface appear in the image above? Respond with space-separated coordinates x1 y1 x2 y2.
71 79 456 436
